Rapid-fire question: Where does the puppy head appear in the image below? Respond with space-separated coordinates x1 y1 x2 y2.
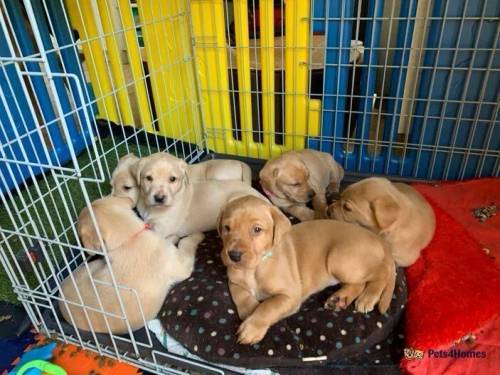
217 196 291 269
259 152 315 203
110 154 140 204
77 196 137 251
132 153 189 208
326 177 401 232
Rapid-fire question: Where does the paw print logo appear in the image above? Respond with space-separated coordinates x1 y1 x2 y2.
404 347 424 360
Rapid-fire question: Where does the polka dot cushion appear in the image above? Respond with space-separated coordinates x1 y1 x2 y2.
160 231 407 369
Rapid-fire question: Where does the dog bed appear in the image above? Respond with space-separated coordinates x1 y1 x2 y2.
159 231 407 369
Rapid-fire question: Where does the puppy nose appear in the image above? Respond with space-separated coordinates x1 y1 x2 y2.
154 194 166 204
228 250 242 262
308 190 316 199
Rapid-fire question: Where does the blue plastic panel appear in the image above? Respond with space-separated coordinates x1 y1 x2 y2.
0 1 92 193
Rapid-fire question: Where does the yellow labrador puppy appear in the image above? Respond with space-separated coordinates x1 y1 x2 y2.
111 153 252 205
60 196 203 333
134 153 267 238
218 196 396 344
259 149 344 221
327 177 436 267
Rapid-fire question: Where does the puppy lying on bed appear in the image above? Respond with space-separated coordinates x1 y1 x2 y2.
259 149 344 221
111 153 252 203
134 153 267 238
327 177 436 267
59 196 203 333
218 196 396 344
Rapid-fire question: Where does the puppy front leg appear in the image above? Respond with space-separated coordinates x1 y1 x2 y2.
173 232 205 281
237 294 298 345
229 282 260 320
312 190 328 219
285 205 315 222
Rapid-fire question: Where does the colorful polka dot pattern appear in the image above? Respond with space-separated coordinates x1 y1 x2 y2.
159 231 407 368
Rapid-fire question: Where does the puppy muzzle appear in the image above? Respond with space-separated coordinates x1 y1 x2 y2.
228 249 242 263
149 190 171 207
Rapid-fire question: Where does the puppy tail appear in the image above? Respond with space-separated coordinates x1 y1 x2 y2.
241 163 252 185
378 260 396 314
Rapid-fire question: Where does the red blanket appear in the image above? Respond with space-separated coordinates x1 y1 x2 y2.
414 178 500 265
401 179 500 374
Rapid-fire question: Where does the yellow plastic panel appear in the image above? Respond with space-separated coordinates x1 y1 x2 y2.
96 0 134 126
232 0 257 156
66 0 119 123
259 0 275 158
284 0 310 149
191 0 233 154
139 0 195 139
308 99 321 137
168 0 202 144
117 0 154 132
137 0 169 134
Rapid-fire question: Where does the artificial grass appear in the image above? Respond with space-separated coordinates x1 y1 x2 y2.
0 137 156 304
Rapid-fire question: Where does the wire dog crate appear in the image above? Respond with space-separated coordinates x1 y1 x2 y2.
0 0 498 373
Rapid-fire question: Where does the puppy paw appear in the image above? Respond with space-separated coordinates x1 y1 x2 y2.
179 232 205 247
325 284 363 311
355 292 378 314
324 294 348 311
165 235 180 245
324 290 355 311
188 232 205 245
237 318 269 345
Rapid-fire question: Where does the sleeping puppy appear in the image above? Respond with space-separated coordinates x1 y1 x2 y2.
259 149 344 221
60 196 203 333
111 153 252 205
189 158 252 184
327 177 436 267
110 153 140 203
218 195 396 344
134 153 267 238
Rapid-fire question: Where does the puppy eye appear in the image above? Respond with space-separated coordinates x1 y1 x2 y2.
343 203 352 212
224 225 230 232
169 176 177 183
123 185 132 191
292 182 301 187
146 175 153 182
253 226 263 234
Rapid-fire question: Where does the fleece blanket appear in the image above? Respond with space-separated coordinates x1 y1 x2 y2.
402 179 500 374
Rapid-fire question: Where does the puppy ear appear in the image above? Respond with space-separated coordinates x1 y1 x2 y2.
259 164 275 182
130 158 146 184
216 208 224 236
120 153 139 163
77 207 103 250
370 196 400 230
178 160 190 186
270 205 291 246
